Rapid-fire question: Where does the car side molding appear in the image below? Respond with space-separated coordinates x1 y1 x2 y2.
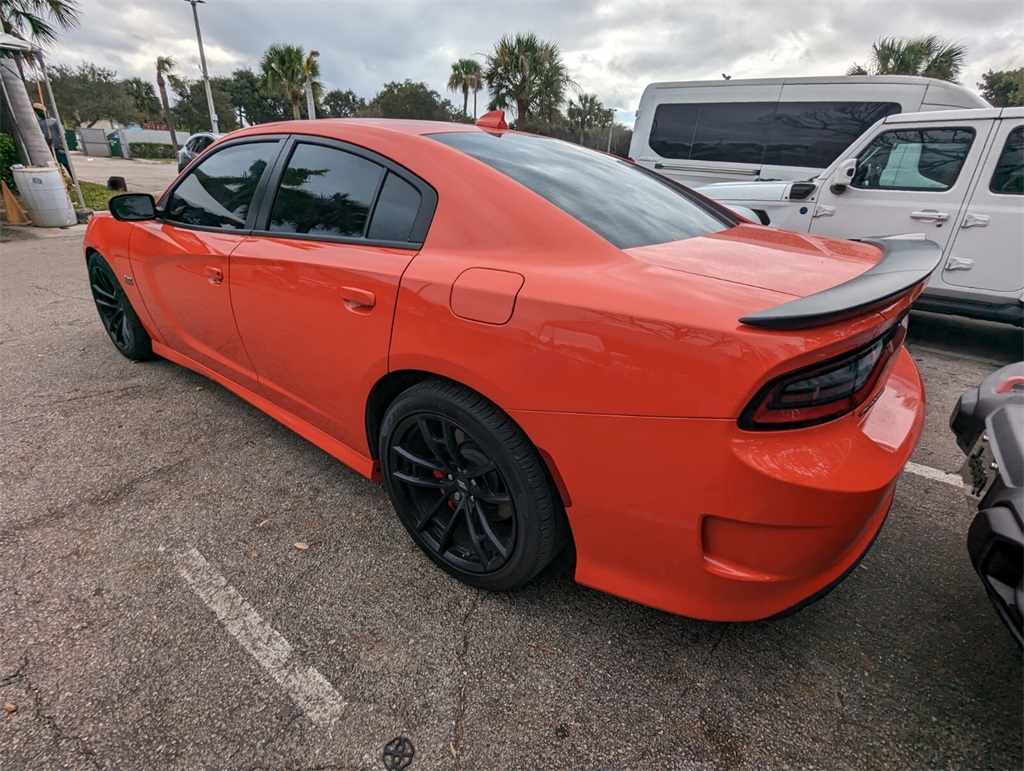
739 236 943 329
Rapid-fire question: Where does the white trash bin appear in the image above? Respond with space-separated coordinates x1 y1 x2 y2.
12 166 75 228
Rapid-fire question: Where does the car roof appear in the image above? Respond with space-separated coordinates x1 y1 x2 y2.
229 118 483 142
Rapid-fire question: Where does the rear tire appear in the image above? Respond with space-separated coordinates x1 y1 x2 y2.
379 379 566 591
87 252 152 361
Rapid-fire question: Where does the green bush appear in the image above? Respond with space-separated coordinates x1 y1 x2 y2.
1 132 21 192
127 141 175 159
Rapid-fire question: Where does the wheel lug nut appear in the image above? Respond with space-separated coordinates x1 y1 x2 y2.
453 492 462 501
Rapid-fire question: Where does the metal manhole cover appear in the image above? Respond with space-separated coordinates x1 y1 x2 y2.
382 736 415 770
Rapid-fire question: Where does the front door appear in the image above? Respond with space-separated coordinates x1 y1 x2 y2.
941 122 1024 294
808 122 993 255
130 140 282 391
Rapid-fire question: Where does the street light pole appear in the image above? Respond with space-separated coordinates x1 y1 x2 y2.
607 108 616 153
184 0 218 133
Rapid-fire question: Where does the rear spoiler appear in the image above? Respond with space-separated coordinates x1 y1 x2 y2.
739 236 942 330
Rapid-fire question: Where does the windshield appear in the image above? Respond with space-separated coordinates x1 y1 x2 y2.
430 131 731 249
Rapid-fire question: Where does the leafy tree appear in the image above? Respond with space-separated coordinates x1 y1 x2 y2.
366 80 458 120
0 0 82 166
48 62 137 127
847 35 967 82
124 77 161 124
485 32 573 125
979 68 1024 106
222 67 289 125
155 56 179 152
169 74 239 134
322 88 366 118
260 43 315 120
447 57 484 118
567 93 603 143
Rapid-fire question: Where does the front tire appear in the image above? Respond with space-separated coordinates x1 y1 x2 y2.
379 380 566 591
87 252 152 361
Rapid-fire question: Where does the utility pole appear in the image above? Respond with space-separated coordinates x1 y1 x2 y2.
606 108 616 154
185 0 218 133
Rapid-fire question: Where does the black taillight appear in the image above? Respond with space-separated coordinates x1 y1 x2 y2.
740 323 906 430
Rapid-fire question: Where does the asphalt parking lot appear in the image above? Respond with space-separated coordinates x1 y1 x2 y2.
1 224 1021 770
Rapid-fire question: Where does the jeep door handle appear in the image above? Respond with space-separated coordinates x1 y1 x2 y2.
910 210 950 222
205 266 223 285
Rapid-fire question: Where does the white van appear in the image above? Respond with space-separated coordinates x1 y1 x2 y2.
629 76 989 187
698 107 1023 326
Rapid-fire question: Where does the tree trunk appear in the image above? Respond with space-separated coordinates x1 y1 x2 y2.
0 58 52 167
157 77 179 154
462 87 468 118
291 99 301 120
305 77 316 119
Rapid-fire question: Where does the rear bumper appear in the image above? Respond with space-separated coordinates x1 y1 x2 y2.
511 347 925 621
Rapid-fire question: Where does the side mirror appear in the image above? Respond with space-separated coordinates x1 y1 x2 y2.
109 193 157 222
830 158 858 194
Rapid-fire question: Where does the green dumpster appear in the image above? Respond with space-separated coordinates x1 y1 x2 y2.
107 133 123 158
64 128 78 151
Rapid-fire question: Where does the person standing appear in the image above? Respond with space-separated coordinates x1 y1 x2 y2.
33 102 72 177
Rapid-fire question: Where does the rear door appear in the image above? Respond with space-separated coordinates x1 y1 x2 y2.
229 138 437 454
808 120 994 253
130 139 283 391
940 121 1024 295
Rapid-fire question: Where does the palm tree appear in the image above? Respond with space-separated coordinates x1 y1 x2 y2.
485 33 573 126
302 49 320 119
260 43 310 120
566 92 602 144
847 35 967 83
155 56 180 154
446 58 483 119
0 0 81 166
1 0 80 44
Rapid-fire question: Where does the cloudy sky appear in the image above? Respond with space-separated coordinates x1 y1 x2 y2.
49 0 1024 125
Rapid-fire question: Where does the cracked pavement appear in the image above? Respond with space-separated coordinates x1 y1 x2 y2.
1 226 1021 769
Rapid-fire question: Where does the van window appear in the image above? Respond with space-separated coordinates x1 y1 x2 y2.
990 126 1023 195
851 128 975 191
649 101 900 169
763 102 900 168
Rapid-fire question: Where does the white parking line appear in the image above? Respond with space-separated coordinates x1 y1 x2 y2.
904 461 962 488
175 546 345 727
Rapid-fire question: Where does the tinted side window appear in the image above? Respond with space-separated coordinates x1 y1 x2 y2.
269 143 384 237
689 102 775 164
990 126 1023 195
164 142 277 229
763 102 901 168
431 131 729 249
367 173 421 242
851 128 975 191
649 104 700 159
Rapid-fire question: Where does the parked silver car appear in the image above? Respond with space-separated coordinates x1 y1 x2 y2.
177 132 222 172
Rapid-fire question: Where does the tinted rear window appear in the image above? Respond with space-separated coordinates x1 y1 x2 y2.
430 132 729 249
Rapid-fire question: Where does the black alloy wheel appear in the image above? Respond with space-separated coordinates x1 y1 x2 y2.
87 253 152 361
380 380 565 591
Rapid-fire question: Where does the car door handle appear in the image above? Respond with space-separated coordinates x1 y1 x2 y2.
205 266 223 285
961 213 991 228
340 286 375 310
909 210 949 222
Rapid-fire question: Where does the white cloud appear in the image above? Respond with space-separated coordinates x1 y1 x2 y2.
44 0 1024 126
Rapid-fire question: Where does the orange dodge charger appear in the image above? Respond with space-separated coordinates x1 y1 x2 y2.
84 114 934 621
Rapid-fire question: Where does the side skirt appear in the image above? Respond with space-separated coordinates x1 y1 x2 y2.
151 341 381 482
